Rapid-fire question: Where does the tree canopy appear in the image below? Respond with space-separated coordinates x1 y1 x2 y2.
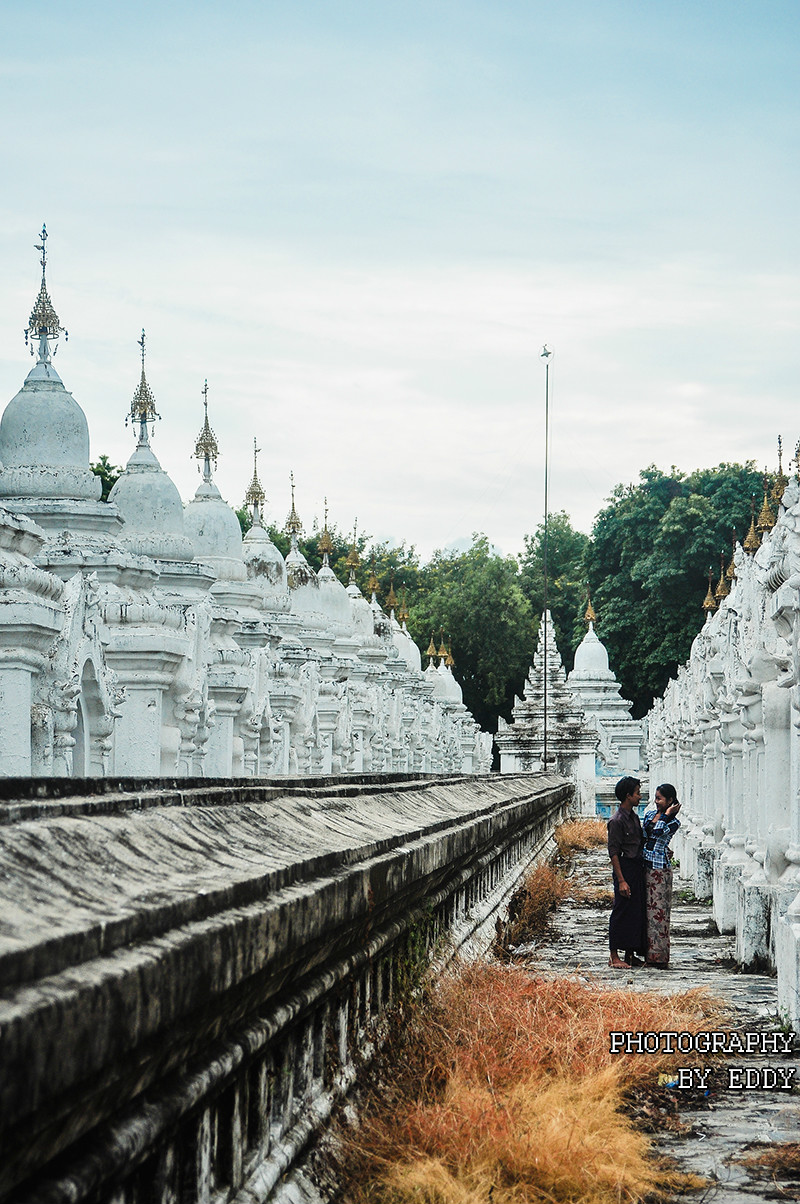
407 534 534 734
586 462 770 716
90 454 123 501
518 511 590 673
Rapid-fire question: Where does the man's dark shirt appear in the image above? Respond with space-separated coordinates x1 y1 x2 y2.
607 805 643 861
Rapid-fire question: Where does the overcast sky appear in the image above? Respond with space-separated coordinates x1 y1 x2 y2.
1 1 798 561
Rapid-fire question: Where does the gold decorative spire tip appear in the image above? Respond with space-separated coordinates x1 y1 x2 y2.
244 438 266 515
285 471 303 539
25 222 67 358
194 379 219 475
128 329 160 435
318 496 334 556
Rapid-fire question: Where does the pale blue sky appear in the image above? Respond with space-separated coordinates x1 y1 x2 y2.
1 1 798 558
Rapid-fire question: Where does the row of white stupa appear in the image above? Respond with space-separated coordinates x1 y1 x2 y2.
0 229 492 778
645 462 800 1022
496 607 645 811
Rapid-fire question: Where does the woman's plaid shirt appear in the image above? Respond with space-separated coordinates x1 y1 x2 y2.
642 805 680 870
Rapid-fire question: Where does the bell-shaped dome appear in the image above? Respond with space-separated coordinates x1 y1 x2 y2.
243 520 291 612
0 235 100 502
109 439 195 562
432 660 463 704
571 622 612 679
391 615 422 673
287 539 329 630
347 579 374 641
184 479 246 580
110 337 197 562
318 561 355 635
184 384 245 580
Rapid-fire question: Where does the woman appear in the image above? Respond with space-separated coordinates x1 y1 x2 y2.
642 784 681 968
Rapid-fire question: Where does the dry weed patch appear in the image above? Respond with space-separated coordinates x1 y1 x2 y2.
554 818 607 860
343 963 725 1203
571 881 614 908
736 1142 800 1178
492 863 570 956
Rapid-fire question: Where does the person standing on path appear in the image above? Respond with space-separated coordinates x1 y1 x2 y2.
642 783 681 968
607 776 647 969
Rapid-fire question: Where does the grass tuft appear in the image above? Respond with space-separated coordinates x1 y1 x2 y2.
492 863 570 956
736 1142 800 1178
554 818 608 860
342 963 725 1203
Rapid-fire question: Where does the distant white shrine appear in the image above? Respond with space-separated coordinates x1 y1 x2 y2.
496 604 644 812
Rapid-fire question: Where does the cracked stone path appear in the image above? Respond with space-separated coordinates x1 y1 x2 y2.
524 843 800 1202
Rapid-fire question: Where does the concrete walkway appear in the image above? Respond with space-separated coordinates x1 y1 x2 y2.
526 844 800 1202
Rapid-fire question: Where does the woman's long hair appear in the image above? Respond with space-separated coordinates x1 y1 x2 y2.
656 783 678 806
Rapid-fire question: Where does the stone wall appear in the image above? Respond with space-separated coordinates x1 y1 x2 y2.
0 772 571 1204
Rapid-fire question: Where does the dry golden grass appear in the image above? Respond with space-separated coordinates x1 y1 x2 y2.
343 963 726 1203
736 1142 800 1178
381 1068 663 1204
554 818 608 860
571 882 614 907
492 863 570 957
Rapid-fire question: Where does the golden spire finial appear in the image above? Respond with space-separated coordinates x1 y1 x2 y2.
756 471 776 536
743 498 760 555
702 567 717 613
426 632 437 660
194 379 219 479
244 438 266 520
386 570 398 612
584 594 597 626
25 223 67 359
714 553 729 601
367 556 380 598
285 472 303 540
772 436 788 505
128 329 161 439
445 639 455 668
725 528 737 581
397 585 409 624
437 627 448 659
318 496 334 558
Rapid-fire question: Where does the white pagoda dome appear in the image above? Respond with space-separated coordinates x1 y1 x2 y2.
183 387 246 581
239 442 291 613
108 334 195 563
0 226 103 507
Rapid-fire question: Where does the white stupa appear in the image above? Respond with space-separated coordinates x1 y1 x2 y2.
109 335 216 596
240 441 291 617
0 227 131 563
567 601 644 780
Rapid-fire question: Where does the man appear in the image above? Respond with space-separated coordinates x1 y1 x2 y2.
607 776 646 970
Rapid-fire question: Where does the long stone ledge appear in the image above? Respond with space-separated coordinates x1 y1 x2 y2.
0 772 459 824
0 772 571 1204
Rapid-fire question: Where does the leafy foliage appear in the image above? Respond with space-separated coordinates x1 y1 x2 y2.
586 462 768 716
90 454 123 501
408 534 534 733
519 511 590 671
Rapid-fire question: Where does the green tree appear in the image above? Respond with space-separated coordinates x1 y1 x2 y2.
90 454 123 501
586 462 768 716
408 534 534 733
519 511 590 672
